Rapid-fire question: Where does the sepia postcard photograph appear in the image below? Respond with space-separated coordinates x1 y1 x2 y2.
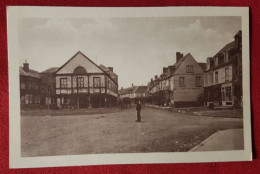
7 6 251 168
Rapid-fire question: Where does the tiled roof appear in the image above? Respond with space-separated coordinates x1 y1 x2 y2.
120 86 147 95
119 86 136 95
198 63 207 72
19 67 40 78
99 64 118 79
214 41 235 57
133 86 147 93
41 67 59 74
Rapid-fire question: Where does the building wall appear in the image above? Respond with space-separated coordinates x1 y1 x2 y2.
204 65 232 87
172 54 204 103
173 75 204 102
20 76 41 108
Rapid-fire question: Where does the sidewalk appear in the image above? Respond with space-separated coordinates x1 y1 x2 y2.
189 128 244 151
145 104 172 109
146 104 243 118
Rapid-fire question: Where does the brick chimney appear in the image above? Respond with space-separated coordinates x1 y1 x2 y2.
176 52 183 62
108 67 113 72
23 60 29 72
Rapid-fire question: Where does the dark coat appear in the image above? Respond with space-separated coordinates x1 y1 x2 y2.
136 103 142 111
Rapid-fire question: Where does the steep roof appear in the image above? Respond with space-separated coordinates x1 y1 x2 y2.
99 64 118 77
19 67 40 78
214 41 235 57
198 63 207 72
41 67 59 74
119 86 136 95
133 86 147 93
55 51 118 85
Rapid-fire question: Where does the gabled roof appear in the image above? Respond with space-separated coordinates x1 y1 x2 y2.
19 67 40 78
119 86 136 95
41 67 59 74
120 86 147 95
55 51 118 86
173 53 190 68
133 86 147 93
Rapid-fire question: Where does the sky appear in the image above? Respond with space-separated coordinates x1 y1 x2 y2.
18 16 241 88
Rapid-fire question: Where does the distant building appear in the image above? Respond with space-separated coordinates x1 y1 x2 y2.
119 85 147 103
54 51 118 109
204 30 242 108
19 62 41 108
148 52 205 107
40 67 59 109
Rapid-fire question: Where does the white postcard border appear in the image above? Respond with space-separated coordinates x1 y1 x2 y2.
7 6 251 168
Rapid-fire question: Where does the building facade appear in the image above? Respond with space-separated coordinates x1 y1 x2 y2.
148 52 205 107
55 51 118 109
204 30 242 108
19 62 41 108
119 85 147 104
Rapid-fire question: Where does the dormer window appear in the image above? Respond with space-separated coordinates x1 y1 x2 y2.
215 57 218 67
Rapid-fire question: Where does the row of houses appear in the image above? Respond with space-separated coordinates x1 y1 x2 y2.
118 85 147 106
146 30 242 109
20 51 118 109
20 30 242 110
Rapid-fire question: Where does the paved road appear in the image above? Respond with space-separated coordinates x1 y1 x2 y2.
21 106 243 157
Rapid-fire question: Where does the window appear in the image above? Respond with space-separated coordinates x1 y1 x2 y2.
205 74 208 85
215 57 218 66
77 77 84 87
60 78 67 88
107 80 110 89
186 65 194 73
29 95 33 104
209 72 213 84
179 77 185 87
225 68 229 81
93 77 101 87
21 83 26 89
215 71 218 84
74 66 87 74
195 76 202 87
21 95 25 104
225 86 232 101
28 83 32 90
225 51 229 62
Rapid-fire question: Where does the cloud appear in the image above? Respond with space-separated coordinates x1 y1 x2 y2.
18 17 240 88
165 19 234 61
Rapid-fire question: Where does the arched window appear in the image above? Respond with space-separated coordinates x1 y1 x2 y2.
74 66 87 74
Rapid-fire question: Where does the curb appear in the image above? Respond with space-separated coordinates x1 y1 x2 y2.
188 131 221 152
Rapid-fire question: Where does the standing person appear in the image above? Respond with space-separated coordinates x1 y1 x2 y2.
136 100 142 122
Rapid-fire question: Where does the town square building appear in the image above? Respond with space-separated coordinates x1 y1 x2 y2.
54 51 118 109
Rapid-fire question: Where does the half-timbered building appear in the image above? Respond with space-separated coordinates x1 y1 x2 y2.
55 51 118 109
